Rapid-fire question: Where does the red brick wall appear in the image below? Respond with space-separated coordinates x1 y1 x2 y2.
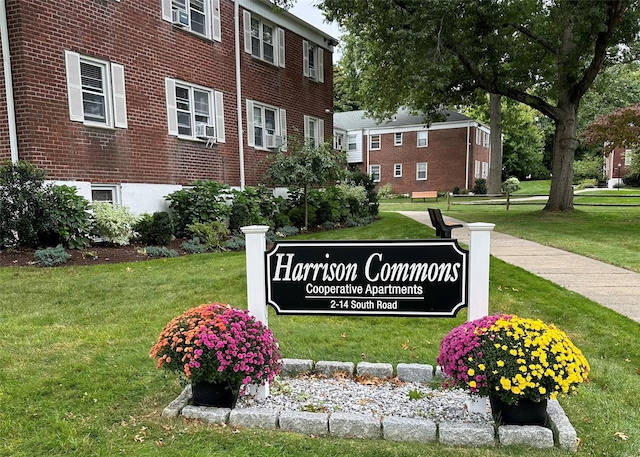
3 0 332 187
367 126 490 194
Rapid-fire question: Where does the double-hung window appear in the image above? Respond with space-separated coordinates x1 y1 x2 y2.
162 0 221 41
243 11 285 67
246 100 287 149
394 132 402 146
304 115 324 147
165 78 225 142
417 131 428 148
334 133 344 150
625 149 634 166
394 163 402 177
483 132 490 148
303 40 324 82
348 135 357 151
65 51 127 128
369 164 381 182
416 162 427 180
482 162 488 178
370 134 381 150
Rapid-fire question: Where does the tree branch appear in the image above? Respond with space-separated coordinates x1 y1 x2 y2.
509 23 558 55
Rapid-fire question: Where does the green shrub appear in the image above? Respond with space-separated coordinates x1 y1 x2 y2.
378 183 394 199
321 221 336 230
345 170 379 217
276 226 299 237
180 237 208 254
133 211 173 245
472 178 487 195
573 156 604 183
575 179 597 189
165 181 231 236
145 246 179 258
501 177 521 194
47 185 93 249
91 202 138 246
187 221 230 251
34 245 71 267
224 236 246 251
623 173 640 188
0 160 54 248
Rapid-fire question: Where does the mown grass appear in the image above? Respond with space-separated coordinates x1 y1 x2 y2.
1 212 640 456
381 186 640 273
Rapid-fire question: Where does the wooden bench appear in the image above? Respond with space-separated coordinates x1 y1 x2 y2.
411 191 438 202
428 208 463 238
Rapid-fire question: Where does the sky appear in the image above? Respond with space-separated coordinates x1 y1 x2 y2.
288 0 343 62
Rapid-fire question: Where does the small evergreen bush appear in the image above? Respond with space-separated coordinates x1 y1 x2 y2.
472 178 487 195
145 246 179 258
34 245 71 267
224 236 246 251
133 211 173 245
181 237 208 254
91 202 138 246
276 226 299 237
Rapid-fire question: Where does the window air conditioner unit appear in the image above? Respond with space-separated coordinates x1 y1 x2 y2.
172 9 189 27
265 134 283 149
196 124 215 140
308 67 316 79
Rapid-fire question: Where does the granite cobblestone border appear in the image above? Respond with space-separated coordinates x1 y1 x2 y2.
164 358 578 451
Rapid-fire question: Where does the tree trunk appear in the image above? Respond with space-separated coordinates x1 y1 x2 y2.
544 103 579 212
488 93 503 194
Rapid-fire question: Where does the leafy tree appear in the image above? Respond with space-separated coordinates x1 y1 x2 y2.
466 96 547 180
262 135 347 229
582 103 640 154
315 0 640 212
333 34 366 112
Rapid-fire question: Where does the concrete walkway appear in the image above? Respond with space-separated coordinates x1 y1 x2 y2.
399 211 640 324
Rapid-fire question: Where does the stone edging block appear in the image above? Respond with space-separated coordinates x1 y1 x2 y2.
329 412 381 439
279 410 329 435
383 416 436 442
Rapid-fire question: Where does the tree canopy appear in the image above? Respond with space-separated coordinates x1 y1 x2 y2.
315 0 640 211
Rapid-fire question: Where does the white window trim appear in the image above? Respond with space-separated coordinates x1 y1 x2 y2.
302 40 324 82
482 161 488 179
246 99 287 150
476 128 481 145
416 162 427 181
65 51 128 129
369 164 381 182
165 78 225 143
370 134 381 151
417 130 428 148
394 163 402 177
483 132 489 148
394 132 402 146
303 115 324 147
474 160 481 179
334 133 344 150
243 10 285 67
162 0 221 42
91 184 121 205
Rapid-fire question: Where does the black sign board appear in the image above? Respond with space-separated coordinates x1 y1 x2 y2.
265 240 468 317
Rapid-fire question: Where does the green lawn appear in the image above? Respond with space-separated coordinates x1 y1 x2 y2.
1 212 640 456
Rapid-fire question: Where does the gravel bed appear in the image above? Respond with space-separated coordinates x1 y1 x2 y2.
236 374 492 424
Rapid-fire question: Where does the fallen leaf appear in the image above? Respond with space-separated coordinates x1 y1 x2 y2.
340 333 347 338
614 432 629 440
624 358 631 363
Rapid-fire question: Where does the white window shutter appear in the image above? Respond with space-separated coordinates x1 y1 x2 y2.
318 119 324 143
243 10 252 54
279 108 287 151
302 40 309 77
65 50 84 122
277 28 285 68
211 0 221 42
317 48 324 83
111 63 128 129
165 78 178 136
303 115 309 140
162 0 172 22
246 99 255 147
214 90 225 143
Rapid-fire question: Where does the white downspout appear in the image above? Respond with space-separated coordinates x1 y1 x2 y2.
234 1 245 189
1 0 18 163
465 121 471 190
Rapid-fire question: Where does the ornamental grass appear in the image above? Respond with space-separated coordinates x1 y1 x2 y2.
437 314 590 405
150 303 281 386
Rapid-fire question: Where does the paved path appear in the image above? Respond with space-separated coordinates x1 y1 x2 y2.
399 211 640 324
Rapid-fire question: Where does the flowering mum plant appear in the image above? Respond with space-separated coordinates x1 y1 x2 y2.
150 303 281 386
437 314 590 405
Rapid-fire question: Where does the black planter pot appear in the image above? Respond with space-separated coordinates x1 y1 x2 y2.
489 396 548 426
192 381 240 408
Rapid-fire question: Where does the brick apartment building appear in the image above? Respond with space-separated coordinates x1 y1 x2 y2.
0 0 335 213
606 148 634 188
333 109 493 194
